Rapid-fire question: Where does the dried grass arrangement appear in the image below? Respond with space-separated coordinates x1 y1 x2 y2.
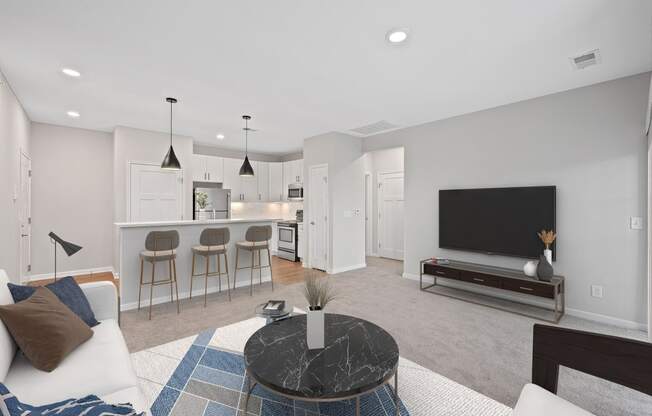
537 229 557 249
303 275 336 311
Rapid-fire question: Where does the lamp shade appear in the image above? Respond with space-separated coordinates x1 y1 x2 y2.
48 232 82 256
161 145 181 170
239 155 254 176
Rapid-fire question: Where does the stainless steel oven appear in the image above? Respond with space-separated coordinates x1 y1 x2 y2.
288 183 303 200
277 221 298 261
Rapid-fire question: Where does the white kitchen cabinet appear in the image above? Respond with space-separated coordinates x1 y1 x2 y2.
282 159 304 200
294 159 303 184
269 162 284 202
297 223 305 259
192 155 224 183
191 154 207 182
256 162 269 201
241 160 258 201
205 156 224 183
222 157 243 201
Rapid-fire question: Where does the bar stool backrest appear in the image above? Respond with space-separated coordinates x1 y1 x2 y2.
200 227 230 247
145 230 179 251
245 225 272 242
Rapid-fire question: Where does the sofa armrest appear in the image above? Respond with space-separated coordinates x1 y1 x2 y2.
80 281 119 322
513 384 595 416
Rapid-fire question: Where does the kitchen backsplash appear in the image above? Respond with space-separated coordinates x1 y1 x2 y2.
230 202 303 220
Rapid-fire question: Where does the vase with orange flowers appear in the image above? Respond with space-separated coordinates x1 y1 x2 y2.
537 229 556 264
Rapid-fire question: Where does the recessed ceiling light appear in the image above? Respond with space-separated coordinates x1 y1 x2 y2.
61 68 81 77
216 133 225 140
386 29 408 44
67 111 80 118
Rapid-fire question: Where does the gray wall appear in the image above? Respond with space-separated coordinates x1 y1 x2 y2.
0 70 30 282
364 73 650 327
30 123 113 275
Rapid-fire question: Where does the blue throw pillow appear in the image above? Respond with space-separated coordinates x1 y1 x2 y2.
7 277 99 327
0 382 144 415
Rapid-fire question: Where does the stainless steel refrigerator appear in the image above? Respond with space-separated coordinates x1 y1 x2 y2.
193 185 231 220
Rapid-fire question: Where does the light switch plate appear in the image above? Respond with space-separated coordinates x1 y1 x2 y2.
591 285 604 298
630 216 643 230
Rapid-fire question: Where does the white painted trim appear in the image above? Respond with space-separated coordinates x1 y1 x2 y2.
404 272 646 331
364 171 373 256
30 266 116 282
120 274 271 311
329 263 367 274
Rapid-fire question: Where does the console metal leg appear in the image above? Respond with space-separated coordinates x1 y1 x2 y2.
243 376 257 413
394 370 400 416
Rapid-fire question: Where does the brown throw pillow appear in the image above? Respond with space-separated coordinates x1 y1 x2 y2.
0 287 93 372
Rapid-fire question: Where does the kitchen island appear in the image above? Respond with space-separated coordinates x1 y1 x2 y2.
115 218 279 311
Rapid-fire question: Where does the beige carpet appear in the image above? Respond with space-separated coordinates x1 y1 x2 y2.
121 257 652 415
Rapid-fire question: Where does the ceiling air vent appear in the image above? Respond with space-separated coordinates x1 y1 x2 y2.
570 49 601 70
348 120 399 137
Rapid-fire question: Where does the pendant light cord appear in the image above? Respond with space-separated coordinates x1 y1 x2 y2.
245 117 248 156
169 101 173 146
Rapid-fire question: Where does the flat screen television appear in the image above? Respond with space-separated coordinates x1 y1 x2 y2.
439 186 556 259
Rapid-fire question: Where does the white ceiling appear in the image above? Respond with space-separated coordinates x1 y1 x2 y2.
0 0 650 154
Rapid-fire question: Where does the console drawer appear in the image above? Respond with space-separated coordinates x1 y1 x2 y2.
459 271 501 288
502 279 555 299
423 263 460 280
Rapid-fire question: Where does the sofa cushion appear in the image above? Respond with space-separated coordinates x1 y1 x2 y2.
0 287 93 372
8 276 99 327
4 319 139 406
513 383 595 416
0 270 16 382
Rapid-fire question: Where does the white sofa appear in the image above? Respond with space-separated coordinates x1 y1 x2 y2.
0 270 146 412
513 383 595 415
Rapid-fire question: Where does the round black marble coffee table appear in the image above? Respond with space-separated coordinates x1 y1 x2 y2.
243 313 400 416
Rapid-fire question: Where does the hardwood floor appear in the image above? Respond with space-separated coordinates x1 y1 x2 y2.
28 255 319 288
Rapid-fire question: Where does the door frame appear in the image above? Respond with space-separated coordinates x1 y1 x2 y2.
377 170 404 260
127 161 184 222
364 172 373 256
19 150 31 282
308 163 329 272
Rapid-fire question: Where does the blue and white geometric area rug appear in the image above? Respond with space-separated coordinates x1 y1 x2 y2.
130 313 510 416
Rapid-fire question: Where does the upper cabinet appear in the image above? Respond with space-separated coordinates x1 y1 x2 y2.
191 154 224 183
269 162 284 202
197 155 303 202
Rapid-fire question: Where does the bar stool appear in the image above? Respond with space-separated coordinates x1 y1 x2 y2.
190 227 231 306
138 230 180 320
234 225 273 295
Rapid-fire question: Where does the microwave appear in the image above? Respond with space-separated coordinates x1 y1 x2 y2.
288 183 303 200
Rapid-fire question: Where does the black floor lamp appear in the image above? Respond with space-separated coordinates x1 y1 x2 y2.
49 232 82 281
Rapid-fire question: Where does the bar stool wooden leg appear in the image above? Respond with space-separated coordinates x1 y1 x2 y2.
204 254 209 307
234 247 240 290
250 250 254 296
258 249 262 285
224 252 231 301
169 259 173 302
267 248 274 291
138 259 144 310
217 254 222 293
173 258 180 314
190 253 195 299
149 261 155 320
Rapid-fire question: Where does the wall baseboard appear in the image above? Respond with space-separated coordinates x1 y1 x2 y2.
329 263 367 274
121 275 272 311
30 266 115 282
403 272 646 331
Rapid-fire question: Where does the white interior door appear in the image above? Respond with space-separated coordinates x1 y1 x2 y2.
309 164 328 271
129 163 183 222
19 152 31 282
365 173 372 256
378 172 404 260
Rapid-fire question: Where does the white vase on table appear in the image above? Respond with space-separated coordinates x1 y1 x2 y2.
544 249 552 265
306 308 325 349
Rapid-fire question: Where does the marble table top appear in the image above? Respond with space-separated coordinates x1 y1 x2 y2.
243 313 399 399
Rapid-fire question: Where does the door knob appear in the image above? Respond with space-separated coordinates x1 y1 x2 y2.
21 234 28 237
310 221 315 225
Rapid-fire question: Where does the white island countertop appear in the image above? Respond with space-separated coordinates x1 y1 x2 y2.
115 218 282 229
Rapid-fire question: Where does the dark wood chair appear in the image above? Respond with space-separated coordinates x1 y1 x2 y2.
532 324 652 396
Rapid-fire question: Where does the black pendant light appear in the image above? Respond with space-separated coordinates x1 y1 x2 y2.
239 115 255 176
161 97 181 170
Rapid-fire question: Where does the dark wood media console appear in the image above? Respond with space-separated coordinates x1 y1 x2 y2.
420 259 565 323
